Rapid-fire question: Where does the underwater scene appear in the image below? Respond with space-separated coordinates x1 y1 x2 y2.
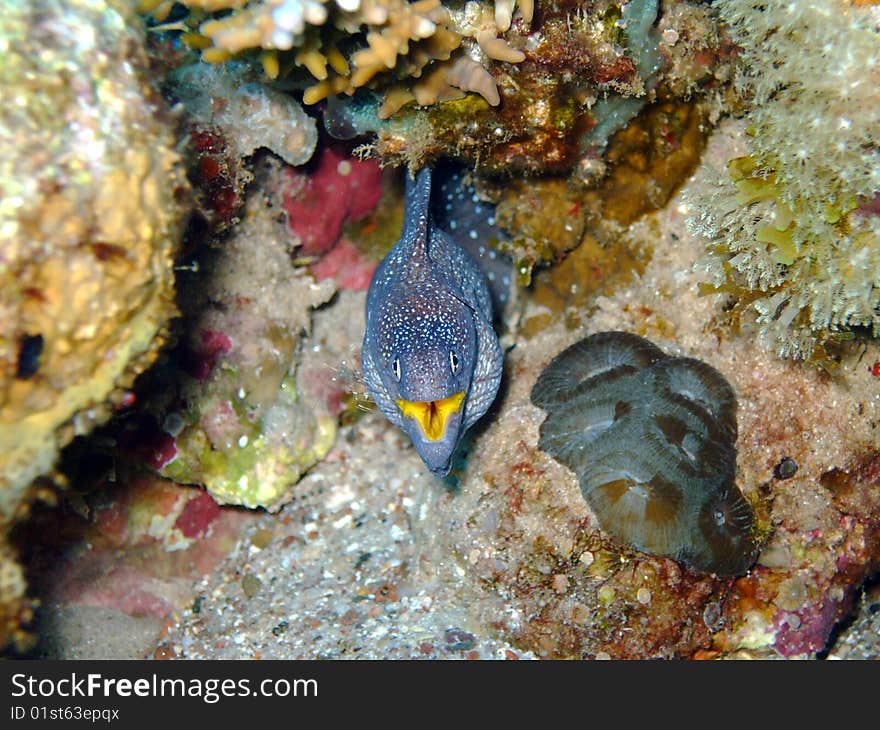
1 0 879 660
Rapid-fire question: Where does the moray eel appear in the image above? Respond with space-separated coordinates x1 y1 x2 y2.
430 161 514 317
362 167 504 476
531 331 758 576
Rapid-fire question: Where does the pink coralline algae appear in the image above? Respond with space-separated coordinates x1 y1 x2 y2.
772 597 843 657
117 414 178 471
174 490 223 541
282 144 383 256
181 328 233 381
32 478 250 621
769 514 878 657
717 452 880 658
310 238 377 291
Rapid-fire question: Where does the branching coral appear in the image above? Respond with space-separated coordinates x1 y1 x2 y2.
141 0 531 114
144 2 733 175
352 0 678 173
690 0 880 360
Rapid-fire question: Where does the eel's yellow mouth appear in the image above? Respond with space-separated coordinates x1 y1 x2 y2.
397 392 465 441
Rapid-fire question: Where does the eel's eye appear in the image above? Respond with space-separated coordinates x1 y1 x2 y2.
392 357 401 381
450 350 459 374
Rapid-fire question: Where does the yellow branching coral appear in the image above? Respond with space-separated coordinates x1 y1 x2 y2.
493 0 533 32
143 0 532 115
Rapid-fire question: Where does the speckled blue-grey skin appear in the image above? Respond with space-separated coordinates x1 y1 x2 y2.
430 161 513 318
362 167 503 476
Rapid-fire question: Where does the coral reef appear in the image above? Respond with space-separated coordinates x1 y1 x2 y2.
369 0 669 173
129 166 339 510
408 123 880 658
142 0 515 109
499 96 711 315
12 0 879 661
46 120 880 661
531 331 757 576
155 179 880 655
163 61 321 239
142 1 731 175
690 0 880 360
719 452 880 657
0 0 188 650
